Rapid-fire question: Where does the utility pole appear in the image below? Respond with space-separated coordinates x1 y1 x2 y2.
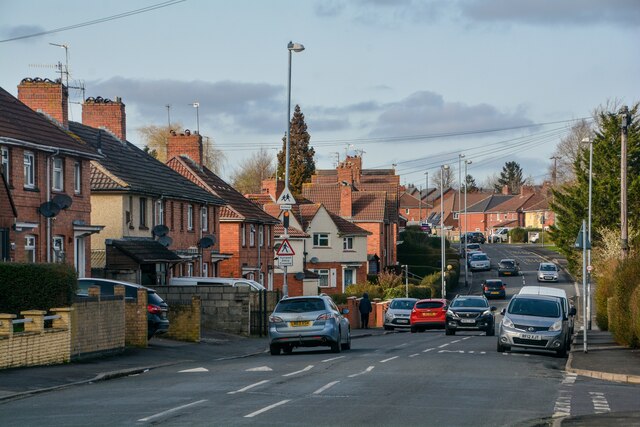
418 185 422 225
458 154 465 246
550 156 560 187
424 171 428 223
619 106 631 258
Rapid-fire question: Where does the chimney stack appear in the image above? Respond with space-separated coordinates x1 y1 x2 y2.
82 96 127 141
18 78 68 128
167 129 203 166
340 181 353 218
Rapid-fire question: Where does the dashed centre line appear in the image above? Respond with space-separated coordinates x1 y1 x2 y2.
313 381 340 395
138 399 208 422
423 348 435 353
228 380 270 395
349 366 375 378
380 356 399 363
282 365 314 377
438 343 449 348
322 356 345 363
244 400 291 418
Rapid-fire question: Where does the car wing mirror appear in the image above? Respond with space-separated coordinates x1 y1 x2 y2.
342 308 350 315
500 308 506 315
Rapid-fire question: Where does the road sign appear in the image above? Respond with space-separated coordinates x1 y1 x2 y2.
280 204 292 210
276 238 295 256
278 256 293 267
276 187 296 205
587 265 593 272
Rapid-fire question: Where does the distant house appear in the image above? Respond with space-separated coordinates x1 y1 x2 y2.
0 82 103 275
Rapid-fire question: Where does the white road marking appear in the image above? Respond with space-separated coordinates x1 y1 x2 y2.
282 365 314 377
313 381 340 395
552 390 572 418
562 373 577 385
589 392 611 413
138 399 208 422
439 350 464 354
228 380 270 394
380 356 399 363
179 367 208 373
322 356 345 363
462 337 472 340
451 340 461 343
393 343 409 348
244 400 291 418
438 343 449 348
423 348 435 353
409 353 420 358
246 366 273 372
349 366 375 378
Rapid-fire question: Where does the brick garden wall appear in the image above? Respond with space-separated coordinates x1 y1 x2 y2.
164 295 201 342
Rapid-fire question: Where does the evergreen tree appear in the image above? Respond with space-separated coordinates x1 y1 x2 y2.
494 161 525 194
550 104 640 270
277 105 315 194
464 174 478 193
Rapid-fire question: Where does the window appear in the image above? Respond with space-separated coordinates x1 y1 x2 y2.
52 157 63 191
343 268 355 287
73 161 81 194
405 208 410 214
266 226 271 248
139 198 147 227
453 212 459 220
313 233 329 247
201 206 208 231
241 224 246 246
202 262 208 277
186 263 193 277
187 204 194 230
1 146 9 184
249 224 255 247
53 236 64 263
155 200 164 225
24 235 36 263
23 151 35 188
259 225 264 247
343 237 354 251
315 269 330 287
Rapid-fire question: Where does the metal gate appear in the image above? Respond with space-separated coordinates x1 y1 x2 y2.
250 290 280 336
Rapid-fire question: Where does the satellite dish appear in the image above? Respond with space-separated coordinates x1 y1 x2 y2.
274 243 282 251
38 201 61 218
52 194 73 209
157 236 173 247
309 257 319 264
152 224 169 237
294 272 305 281
204 234 216 245
198 236 214 248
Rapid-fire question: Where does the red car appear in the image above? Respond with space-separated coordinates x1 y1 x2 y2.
410 298 448 332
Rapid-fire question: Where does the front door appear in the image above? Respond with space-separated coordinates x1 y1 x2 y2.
0 228 8 261
74 236 85 278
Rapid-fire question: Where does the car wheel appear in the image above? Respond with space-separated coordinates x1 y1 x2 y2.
384 325 393 331
341 332 351 351
270 344 281 355
497 341 509 353
282 344 293 355
410 326 417 333
445 328 455 336
331 339 341 353
556 345 567 358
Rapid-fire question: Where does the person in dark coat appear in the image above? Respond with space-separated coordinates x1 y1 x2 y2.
359 292 373 329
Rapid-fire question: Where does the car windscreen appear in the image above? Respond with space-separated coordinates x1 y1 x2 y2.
390 299 416 310
509 298 560 317
275 298 326 313
540 264 557 271
451 298 488 308
415 301 443 309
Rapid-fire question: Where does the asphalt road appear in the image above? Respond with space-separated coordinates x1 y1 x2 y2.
1 245 639 426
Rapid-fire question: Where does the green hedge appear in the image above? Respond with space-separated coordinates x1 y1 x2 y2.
0 263 78 315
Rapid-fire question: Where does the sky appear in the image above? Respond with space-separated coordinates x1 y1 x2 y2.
1 0 639 189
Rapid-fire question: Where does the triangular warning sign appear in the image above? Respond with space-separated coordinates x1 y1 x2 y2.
276 238 295 256
277 187 296 205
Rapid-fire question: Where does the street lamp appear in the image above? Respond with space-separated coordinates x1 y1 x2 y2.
464 159 472 287
582 137 593 330
424 171 429 223
619 106 631 258
458 154 465 246
282 41 304 298
440 164 450 298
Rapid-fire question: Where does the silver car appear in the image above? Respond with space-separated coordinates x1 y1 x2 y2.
497 294 574 357
384 298 418 330
268 295 351 355
469 253 491 271
537 262 559 282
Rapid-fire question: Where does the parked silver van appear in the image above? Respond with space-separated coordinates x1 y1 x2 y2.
519 286 575 335
169 277 266 291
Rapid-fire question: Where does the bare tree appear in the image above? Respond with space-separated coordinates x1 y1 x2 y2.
231 148 276 194
482 172 501 193
431 166 455 189
548 119 593 185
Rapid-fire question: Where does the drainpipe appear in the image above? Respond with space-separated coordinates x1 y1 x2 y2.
257 223 262 285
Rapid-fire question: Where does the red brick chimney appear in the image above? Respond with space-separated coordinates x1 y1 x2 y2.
521 185 535 196
82 96 127 141
18 78 68 128
340 182 353 218
261 178 285 198
337 155 363 185
502 184 510 195
167 129 203 165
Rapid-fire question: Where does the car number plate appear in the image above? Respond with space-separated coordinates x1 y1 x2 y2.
423 312 436 316
520 333 542 340
503 272 511 275
290 321 311 327
397 319 409 324
460 319 475 324
491 292 500 295
545 276 554 280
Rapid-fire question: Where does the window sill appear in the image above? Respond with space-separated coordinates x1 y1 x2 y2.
313 246 331 249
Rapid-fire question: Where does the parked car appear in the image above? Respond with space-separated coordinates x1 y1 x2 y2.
268 295 351 355
537 262 559 282
169 277 266 291
519 286 575 336
462 232 486 244
530 232 540 243
469 253 491 271
497 293 575 357
465 243 482 255
77 278 169 339
489 227 510 243
445 295 496 336
410 298 448 332
384 298 418 330
482 279 506 299
498 259 520 276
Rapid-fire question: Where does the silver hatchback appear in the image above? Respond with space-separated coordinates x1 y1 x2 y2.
384 298 418 330
497 294 573 357
268 295 351 355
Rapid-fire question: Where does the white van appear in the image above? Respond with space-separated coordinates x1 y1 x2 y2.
169 277 266 291
489 227 511 243
519 286 575 335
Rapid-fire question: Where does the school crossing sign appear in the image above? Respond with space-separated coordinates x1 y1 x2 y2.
276 187 296 206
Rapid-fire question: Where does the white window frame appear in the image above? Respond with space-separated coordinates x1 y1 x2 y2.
1 146 9 184
25 235 36 263
139 197 147 227
187 204 194 230
315 269 330 287
405 208 410 214
343 236 354 251
186 263 193 277
249 224 255 247
259 225 264 247
53 236 64 263
202 262 208 277
155 200 164 225
343 267 356 288
24 151 35 188
73 161 81 194
266 226 271 248
201 206 208 231
241 223 246 246
52 157 63 191
313 233 329 247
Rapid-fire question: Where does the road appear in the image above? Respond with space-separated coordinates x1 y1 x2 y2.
1 244 639 426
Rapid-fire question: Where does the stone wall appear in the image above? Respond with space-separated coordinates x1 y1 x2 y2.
164 295 201 342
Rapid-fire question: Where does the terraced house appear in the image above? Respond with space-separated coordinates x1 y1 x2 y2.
15 78 226 286
0 84 103 275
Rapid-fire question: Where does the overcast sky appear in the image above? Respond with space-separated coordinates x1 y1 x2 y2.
1 0 638 188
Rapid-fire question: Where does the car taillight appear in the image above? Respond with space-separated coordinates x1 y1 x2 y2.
483 286 489 291
269 315 283 323
317 313 332 320
147 304 162 314
501 285 506 290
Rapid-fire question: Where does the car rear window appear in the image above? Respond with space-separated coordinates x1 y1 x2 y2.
275 298 326 313
500 260 515 267
484 281 503 289
390 299 416 310
416 301 443 309
509 298 560 317
147 292 165 305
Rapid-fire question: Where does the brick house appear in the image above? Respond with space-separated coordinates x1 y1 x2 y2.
15 78 227 286
0 82 103 275
165 133 279 287
398 186 434 225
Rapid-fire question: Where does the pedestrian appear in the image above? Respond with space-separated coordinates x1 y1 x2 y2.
359 292 372 329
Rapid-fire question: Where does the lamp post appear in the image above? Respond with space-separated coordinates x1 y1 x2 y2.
424 171 429 224
458 154 465 246
582 137 593 330
619 106 631 258
464 159 472 287
282 41 304 298
440 164 450 298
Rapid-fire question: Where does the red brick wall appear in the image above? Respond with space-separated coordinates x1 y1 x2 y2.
17 79 68 127
218 222 273 282
458 212 487 234
272 273 305 296
357 221 383 265
167 132 203 165
82 97 126 141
